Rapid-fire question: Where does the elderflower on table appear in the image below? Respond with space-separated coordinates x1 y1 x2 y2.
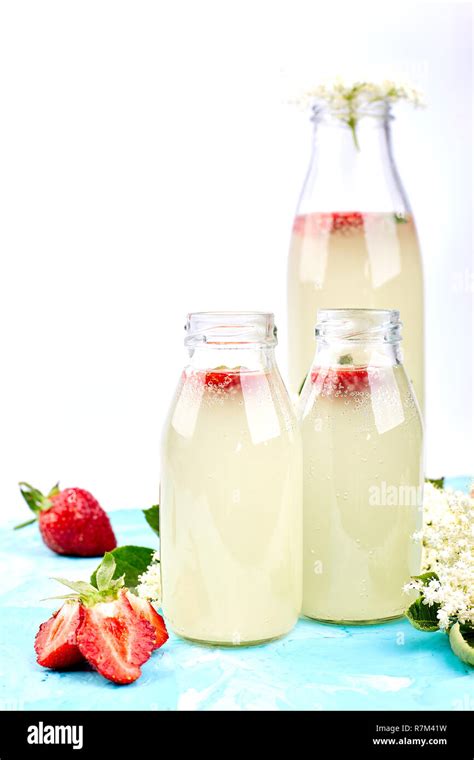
136 551 162 605
404 483 474 630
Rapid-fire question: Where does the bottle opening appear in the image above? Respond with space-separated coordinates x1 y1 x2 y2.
185 312 277 348
315 308 401 344
311 99 392 127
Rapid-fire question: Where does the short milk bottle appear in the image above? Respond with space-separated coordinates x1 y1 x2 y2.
300 309 423 623
161 312 302 644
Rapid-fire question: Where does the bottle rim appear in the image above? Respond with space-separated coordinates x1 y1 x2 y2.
185 311 278 348
311 100 394 125
315 308 401 344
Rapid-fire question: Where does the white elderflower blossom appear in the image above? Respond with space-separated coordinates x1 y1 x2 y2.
404 483 474 630
136 551 162 605
288 77 425 150
290 77 425 112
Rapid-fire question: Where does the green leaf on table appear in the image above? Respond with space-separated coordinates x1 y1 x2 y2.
426 477 445 491
406 596 440 632
143 505 160 537
91 545 154 591
449 622 474 665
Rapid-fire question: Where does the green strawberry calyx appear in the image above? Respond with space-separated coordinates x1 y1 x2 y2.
48 554 125 607
15 481 61 529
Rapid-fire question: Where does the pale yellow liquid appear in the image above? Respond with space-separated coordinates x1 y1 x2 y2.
300 363 423 623
161 367 303 645
288 213 424 410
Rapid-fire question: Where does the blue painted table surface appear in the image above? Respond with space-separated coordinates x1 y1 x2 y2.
1 476 472 711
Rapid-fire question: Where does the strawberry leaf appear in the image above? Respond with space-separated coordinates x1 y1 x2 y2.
17 481 58 525
49 573 124 607
91 546 154 591
143 505 159 537
95 552 116 591
53 578 98 596
18 482 46 514
47 482 60 498
13 517 37 530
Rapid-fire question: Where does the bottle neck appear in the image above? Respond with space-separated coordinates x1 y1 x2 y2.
298 112 410 214
313 340 402 369
313 309 403 368
187 345 276 372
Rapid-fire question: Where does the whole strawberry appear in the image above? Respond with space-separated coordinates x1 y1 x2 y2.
16 482 117 557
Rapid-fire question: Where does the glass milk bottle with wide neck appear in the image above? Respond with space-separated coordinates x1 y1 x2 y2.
288 102 424 412
160 312 302 645
299 309 423 623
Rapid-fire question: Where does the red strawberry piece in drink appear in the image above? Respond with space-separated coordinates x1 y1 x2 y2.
16 483 117 557
34 601 84 669
292 212 366 239
204 369 241 391
311 367 370 395
77 590 155 685
126 591 169 650
292 215 307 235
331 212 364 233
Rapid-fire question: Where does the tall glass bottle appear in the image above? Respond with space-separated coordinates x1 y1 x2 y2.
160 312 302 645
288 100 424 411
300 308 423 623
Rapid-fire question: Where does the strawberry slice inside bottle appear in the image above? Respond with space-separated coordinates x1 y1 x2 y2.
311 367 370 395
331 212 364 232
185 367 269 394
204 369 242 390
292 211 366 237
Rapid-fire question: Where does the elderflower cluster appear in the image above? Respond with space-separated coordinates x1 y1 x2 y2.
136 551 162 605
291 77 425 113
403 483 474 630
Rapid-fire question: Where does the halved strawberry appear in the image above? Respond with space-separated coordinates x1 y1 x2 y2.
77 590 155 685
126 591 169 649
311 367 369 395
34 601 84 669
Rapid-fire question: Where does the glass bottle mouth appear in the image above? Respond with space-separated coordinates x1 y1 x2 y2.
185 312 277 348
311 100 393 125
315 308 401 344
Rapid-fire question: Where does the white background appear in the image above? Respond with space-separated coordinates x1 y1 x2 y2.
0 1 472 521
